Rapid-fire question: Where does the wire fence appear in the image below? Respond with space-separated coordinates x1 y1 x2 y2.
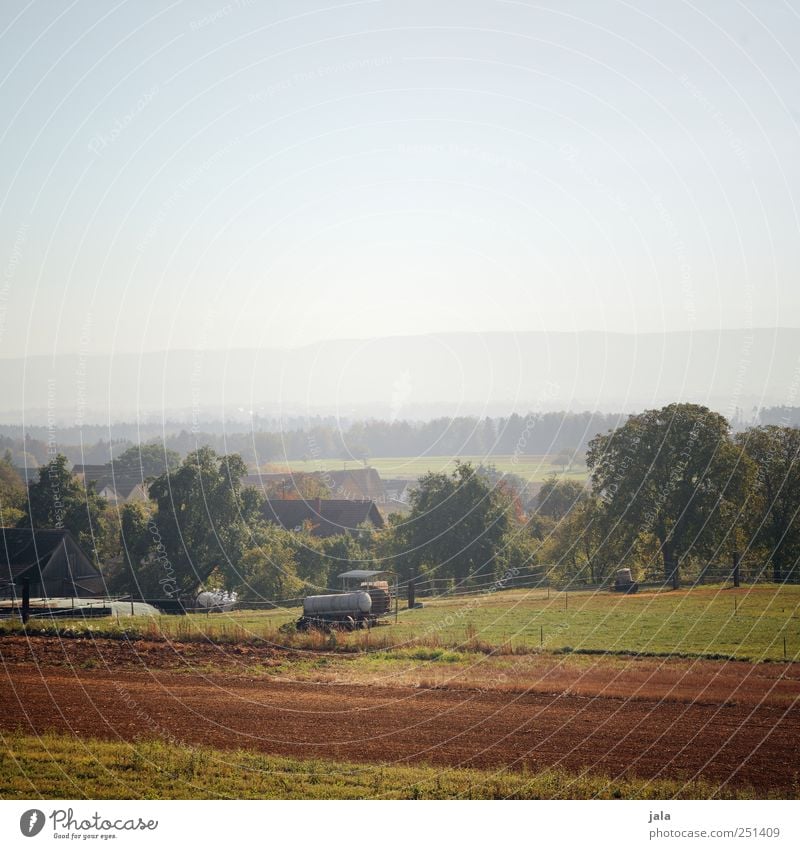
3 560 797 619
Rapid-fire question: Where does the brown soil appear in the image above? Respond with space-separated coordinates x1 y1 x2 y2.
1 636 798 795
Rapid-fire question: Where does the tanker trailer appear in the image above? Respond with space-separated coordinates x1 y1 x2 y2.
195 590 238 612
297 591 372 631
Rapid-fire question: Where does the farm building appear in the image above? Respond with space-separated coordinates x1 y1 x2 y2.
72 464 150 505
325 468 386 502
0 528 105 598
383 478 416 513
383 478 414 502
241 471 322 498
262 498 384 537
244 467 387 504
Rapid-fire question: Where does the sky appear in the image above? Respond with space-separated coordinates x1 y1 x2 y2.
1 0 799 358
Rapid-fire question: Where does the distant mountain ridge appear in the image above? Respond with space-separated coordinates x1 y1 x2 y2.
2 328 798 424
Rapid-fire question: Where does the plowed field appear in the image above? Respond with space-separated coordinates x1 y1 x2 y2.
2 637 798 795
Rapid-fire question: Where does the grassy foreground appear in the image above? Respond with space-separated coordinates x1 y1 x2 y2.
4 585 798 662
0 732 767 800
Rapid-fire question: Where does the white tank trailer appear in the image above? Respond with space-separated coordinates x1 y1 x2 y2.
195 590 238 612
297 591 374 631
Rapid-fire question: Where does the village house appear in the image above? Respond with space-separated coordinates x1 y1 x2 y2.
262 498 384 538
72 464 150 506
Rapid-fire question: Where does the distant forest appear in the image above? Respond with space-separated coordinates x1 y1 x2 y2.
2 406 799 469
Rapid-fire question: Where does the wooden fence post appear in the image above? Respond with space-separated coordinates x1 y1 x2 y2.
408 579 416 610
733 551 740 588
21 577 30 624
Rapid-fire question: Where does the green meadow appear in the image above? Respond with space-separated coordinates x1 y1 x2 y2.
266 454 587 483
4 584 799 663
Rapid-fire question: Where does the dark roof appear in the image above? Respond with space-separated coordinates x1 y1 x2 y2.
243 472 295 486
245 469 387 502
73 465 148 500
72 464 108 479
325 468 386 501
1 528 104 596
263 499 384 537
337 569 393 580
0 528 76 580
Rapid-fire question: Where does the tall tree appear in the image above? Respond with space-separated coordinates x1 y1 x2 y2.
23 454 107 557
540 496 625 585
586 403 752 584
390 461 511 584
145 447 263 594
736 425 800 581
235 524 305 602
0 450 26 526
535 475 587 521
112 443 181 479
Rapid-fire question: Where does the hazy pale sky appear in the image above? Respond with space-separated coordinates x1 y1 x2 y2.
1 0 798 357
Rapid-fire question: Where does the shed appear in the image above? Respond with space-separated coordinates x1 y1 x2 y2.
0 528 105 598
337 569 397 616
325 468 386 502
337 568 395 592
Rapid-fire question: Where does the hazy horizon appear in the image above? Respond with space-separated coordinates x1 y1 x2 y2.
4 324 800 361
2 0 800 362
2 327 798 425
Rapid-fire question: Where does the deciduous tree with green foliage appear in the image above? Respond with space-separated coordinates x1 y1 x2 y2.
112 443 181 480
736 425 800 581
390 461 511 584
236 524 305 602
0 450 26 526
108 501 158 596
535 475 587 521
540 495 626 585
22 454 107 559
144 447 263 595
586 403 752 584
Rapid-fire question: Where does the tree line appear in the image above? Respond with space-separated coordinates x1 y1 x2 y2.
1 411 629 468
2 403 799 602
6 406 800 470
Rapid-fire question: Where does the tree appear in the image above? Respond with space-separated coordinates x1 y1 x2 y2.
108 501 157 595
535 475 587 521
23 454 107 558
262 472 329 500
319 531 374 590
145 448 263 594
540 496 625 585
553 449 573 473
736 425 800 581
390 461 511 584
0 450 26 526
112 443 181 480
235 524 305 602
476 464 536 513
586 404 752 584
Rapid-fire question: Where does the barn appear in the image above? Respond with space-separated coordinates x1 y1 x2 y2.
0 528 105 598
262 498 384 538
